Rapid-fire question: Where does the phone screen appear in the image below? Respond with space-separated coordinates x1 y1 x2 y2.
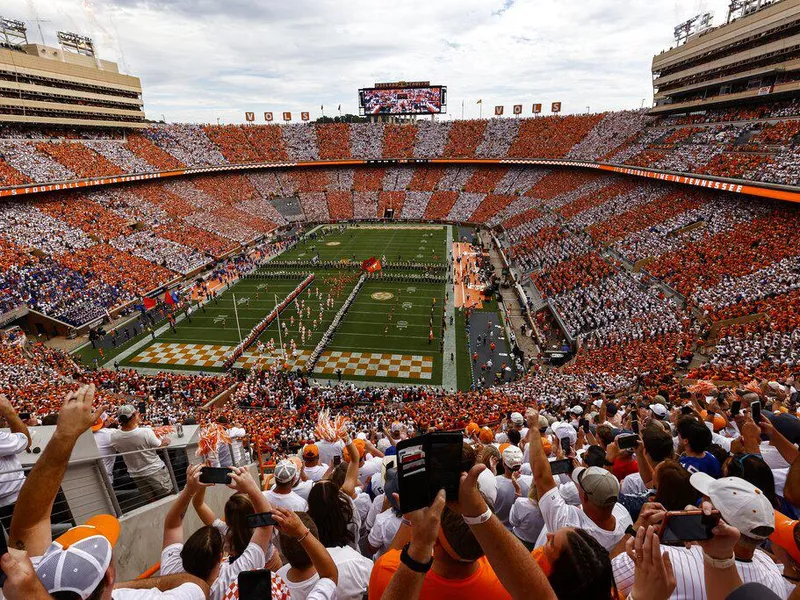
731 400 741 417
549 459 572 475
618 434 639 450
429 436 462 501
560 437 571 455
632 420 640 435
238 569 271 600
333 455 342 466
199 467 232 485
681 406 692 415
751 401 761 424
660 512 719 544
246 512 277 528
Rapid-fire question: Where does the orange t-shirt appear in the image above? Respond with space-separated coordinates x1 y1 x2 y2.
368 549 511 600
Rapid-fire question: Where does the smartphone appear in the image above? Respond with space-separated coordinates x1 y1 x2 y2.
550 458 573 475
19 412 30 421
396 432 462 513
560 437 571 455
751 400 761 424
659 510 720 544
579 418 589 432
199 466 232 485
246 512 277 528
731 400 741 417
333 455 342 466
238 569 271 600
618 434 639 450
631 419 640 435
137 401 147 416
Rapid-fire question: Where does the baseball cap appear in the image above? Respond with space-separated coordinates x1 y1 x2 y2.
390 422 402 433
570 406 584 415
552 422 577 444
302 443 319 459
538 415 549 430
36 514 120 600
343 439 366 462
377 437 392 452
274 459 298 484
479 427 494 444
117 405 137 421
510 412 524 426
502 445 524 469
572 466 620 508
91 411 109 433
592 399 603 409
770 510 800 564
690 474 774 539
649 404 668 419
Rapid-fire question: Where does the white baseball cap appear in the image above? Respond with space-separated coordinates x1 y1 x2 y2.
690 474 774 539
570 406 584 415
649 404 668 419
552 422 577 444
274 459 298 484
510 412 524 426
592 399 603 409
502 445 524 469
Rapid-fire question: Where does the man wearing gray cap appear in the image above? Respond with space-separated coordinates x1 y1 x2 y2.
265 459 308 512
527 409 632 551
110 405 173 503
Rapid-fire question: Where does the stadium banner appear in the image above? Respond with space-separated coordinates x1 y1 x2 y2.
358 83 446 116
245 112 255 122
532 103 542 114
283 111 292 121
301 111 310 121
551 102 562 113
494 106 504 116
264 112 273 121
513 104 522 115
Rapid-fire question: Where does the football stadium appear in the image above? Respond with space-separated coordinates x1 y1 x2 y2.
1 0 800 598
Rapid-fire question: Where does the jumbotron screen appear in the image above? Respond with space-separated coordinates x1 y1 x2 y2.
359 85 446 115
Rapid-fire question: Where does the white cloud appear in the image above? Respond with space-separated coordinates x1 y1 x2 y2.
2 0 732 123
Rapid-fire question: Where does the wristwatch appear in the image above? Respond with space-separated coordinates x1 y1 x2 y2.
625 524 638 537
400 543 433 573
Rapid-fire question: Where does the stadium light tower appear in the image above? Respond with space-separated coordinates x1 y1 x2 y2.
0 18 28 47
727 0 767 22
673 12 714 45
57 31 96 57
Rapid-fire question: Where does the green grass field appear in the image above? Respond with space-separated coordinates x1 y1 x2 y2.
281 225 447 263
110 223 460 385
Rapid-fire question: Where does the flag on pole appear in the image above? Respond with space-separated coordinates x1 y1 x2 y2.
164 290 176 305
476 99 483 104
142 297 157 310
338 104 341 110
320 105 323 110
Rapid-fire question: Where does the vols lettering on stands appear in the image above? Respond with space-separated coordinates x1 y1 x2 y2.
301 112 310 121
264 112 273 121
551 101 561 113
513 104 522 115
532 103 542 114
283 111 292 121
494 106 504 116
245 112 255 122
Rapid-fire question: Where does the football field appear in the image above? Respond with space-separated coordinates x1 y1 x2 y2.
117 223 453 385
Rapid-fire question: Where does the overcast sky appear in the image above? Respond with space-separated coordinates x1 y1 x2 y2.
3 0 732 123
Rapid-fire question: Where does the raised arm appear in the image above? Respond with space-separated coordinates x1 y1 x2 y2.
114 573 210 597
759 416 799 465
450 464 556 600
9 385 100 555
163 464 209 548
0 395 30 449
227 466 273 551
272 507 338 584
340 436 361 499
191 482 218 526
526 408 556 496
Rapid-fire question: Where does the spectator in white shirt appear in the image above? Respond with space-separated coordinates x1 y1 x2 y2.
277 511 372 600
527 409 632 551
0 394 31 532
110 405 173 502
301 444 329 482
266 460 309 511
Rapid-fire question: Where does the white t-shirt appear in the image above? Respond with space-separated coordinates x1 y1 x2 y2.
621 472 648 496
494 476 519 527
613 544 787 599
94 428 116 480
161 541 266 600
265 489 308 512
365 494 384 532
112 584 206 599
0 431 27 506
358 457 382 487
276 545 373 600
317 440 344 466
509 497 545 543
304 464 329 482
533 486 632 550
110 427 165 477
353 491 372 531
307 578 337 600
294 480 314 500
367 509 402 559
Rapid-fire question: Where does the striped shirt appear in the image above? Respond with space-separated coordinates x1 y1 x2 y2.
612 545 788 599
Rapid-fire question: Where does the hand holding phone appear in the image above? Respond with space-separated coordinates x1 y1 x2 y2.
549 459 573 476
618 434 639 450
246 512 277 528
658 510 720 544
199 466 232 485
396 432 462 514
750 400 761 425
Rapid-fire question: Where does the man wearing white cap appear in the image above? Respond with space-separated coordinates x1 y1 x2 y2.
266 459 309 511
527 409 632 551
649 403 669 421
495 411 528 444
612 474 785 599
494 445 529 529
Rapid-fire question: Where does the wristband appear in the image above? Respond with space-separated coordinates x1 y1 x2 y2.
463 508 492 525
702 551 735 569
400 543 433 573
296 529 311 543
625 524 637 537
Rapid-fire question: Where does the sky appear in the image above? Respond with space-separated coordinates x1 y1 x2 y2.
2 0 733 123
